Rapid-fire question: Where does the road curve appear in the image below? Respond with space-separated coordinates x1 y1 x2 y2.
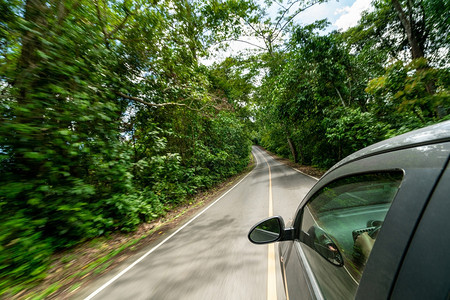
75 146 317 300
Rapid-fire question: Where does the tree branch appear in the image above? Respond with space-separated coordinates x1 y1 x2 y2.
115 91 192 108
273 1 318 42
334 86 346 107
107 12 130 39
273 0 287 10
115 91 233 115
214 39 267 50
274 0 299 31
94 0 109 47
239 16 266 41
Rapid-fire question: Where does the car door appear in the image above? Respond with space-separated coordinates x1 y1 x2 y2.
282 142 449 300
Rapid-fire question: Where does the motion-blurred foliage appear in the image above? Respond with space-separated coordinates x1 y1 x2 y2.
0 0 252 294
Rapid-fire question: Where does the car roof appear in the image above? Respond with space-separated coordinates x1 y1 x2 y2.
326 120 450 175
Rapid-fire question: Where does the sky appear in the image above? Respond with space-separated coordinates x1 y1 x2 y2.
323 0 372 31
202 0 373 65
263 0 373 34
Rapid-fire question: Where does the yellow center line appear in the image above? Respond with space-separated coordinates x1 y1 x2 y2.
260 152 277 300
268 159 273 217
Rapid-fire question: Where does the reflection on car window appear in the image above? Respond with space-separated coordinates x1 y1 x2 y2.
300 172 403 299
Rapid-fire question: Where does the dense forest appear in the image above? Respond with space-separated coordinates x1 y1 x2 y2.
253 0 449 166
0 0 449 295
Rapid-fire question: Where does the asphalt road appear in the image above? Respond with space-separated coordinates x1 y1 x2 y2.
76 146 317 300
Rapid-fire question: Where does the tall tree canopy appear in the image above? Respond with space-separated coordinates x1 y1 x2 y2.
254 0 449 166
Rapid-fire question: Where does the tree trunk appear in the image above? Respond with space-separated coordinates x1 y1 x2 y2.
287 137 297 163
335 86 346 107
12 0 52 180
391 0 425 59
297 142 304 164
15 0 49 103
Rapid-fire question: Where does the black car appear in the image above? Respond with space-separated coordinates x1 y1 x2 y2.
249 121 450 299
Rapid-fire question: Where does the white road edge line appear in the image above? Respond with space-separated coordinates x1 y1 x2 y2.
84 168 255 300
258 147 320 180
292 168 319 180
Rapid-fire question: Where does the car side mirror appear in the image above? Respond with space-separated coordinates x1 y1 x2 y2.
306 226 344 266
248 216 293 244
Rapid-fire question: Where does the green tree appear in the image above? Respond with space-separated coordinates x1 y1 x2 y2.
0 0 254 294
344 0 449 65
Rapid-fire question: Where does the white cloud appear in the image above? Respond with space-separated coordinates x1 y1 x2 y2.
296 2 338 25
334 0 372 31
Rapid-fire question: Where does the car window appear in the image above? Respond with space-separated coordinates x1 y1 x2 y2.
299 172 403 299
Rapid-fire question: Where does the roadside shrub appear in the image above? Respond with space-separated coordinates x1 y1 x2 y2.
0 213 53 293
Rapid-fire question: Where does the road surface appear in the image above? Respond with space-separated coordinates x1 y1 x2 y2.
76 146 317 300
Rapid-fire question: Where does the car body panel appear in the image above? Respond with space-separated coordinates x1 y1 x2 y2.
390 159 450 299
280 140 450 299
284 243 316 300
